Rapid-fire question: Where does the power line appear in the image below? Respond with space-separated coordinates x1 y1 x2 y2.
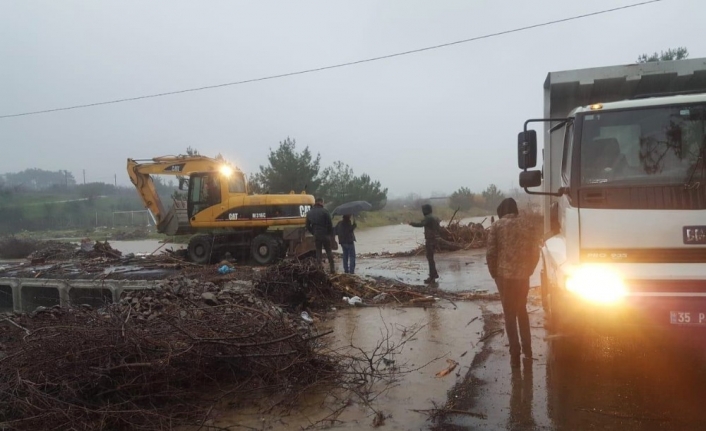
0 0 665 119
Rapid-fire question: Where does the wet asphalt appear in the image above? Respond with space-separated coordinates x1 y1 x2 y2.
435 298 706 431
356 248 706 430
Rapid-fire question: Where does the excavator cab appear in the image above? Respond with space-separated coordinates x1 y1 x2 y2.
188 173 222 218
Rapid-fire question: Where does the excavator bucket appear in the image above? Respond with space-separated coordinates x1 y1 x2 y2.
161 200 192 236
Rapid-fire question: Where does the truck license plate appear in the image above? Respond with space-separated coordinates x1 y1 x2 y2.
670 311 706 325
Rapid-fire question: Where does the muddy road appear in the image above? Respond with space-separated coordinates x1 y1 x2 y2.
107 225 706 430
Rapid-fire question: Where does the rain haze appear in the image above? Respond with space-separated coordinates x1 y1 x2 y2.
0 0 702 197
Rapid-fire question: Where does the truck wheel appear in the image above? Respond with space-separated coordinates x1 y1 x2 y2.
251 234 280 265
188 235 213 264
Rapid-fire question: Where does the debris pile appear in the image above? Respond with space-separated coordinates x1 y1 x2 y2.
441 219 488 249
25 241 77 261
333 273 447 305
112 228 150 240
0 276 337 430
383 220 489 257
19 239 123 263
0 236 74 260
254 260 472 309
254 259 339 310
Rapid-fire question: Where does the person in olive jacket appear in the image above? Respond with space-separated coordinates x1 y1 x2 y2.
306 197 335 273
409 204 441 283
335 214 357 274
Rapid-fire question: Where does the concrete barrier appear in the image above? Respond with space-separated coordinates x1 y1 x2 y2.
0 277 159 313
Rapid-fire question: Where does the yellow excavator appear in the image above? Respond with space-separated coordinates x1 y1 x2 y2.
127 155 320 264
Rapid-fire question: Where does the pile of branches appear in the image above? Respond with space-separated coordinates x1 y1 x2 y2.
255 260 450 309
254 259 339 310
440 219 488 249
386 220 488 257
332 274 441 305
0 237 74 260
23 240 122 263
112 228 150 241
86 240 123 259
0 276 337 430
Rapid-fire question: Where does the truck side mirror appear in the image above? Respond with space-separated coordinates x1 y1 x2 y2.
519 170 542 188
517 130 537 169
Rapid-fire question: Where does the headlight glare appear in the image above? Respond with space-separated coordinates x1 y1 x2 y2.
565 265 626 304
219 165 234 177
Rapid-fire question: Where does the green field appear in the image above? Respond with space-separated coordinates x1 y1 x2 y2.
0 186 150 235
1 185 493 240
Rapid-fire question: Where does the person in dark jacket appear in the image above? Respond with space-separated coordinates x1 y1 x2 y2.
409 204 441 283
486 198 539 367
335 214 357 274
306 197 335 273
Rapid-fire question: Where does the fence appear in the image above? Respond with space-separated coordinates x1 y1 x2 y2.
111 210 154 228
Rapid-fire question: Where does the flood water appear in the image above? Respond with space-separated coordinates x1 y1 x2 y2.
209 303 485 430
108 239 185 255
108 216 490 257
107 225 500 430
107 217 500 293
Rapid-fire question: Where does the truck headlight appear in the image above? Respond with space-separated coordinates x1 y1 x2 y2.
565 265 626 304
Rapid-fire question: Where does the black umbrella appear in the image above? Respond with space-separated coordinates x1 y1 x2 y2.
331 200 372 217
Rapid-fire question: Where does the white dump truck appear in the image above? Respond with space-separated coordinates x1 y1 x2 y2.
518 57 706 336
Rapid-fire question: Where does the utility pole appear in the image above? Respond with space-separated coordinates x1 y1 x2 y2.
114 174 117 187
83 169 86 185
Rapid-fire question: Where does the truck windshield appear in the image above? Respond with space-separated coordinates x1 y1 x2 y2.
580 103 706 186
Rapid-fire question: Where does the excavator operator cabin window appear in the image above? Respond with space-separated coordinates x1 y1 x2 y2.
204 176 221 206
228 173 247 194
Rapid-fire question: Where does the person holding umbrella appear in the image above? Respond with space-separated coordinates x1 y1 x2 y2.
331 201 373 275
409 204 441 284
335 214 357 274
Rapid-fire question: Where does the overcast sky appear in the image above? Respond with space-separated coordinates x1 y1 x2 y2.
1 0 703 197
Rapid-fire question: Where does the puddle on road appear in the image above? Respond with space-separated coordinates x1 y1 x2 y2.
208 303 484 430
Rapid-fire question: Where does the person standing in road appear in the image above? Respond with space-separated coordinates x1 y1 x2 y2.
409 204 441 283
306 197 336 273
486 198 539 366
335 214 357 274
